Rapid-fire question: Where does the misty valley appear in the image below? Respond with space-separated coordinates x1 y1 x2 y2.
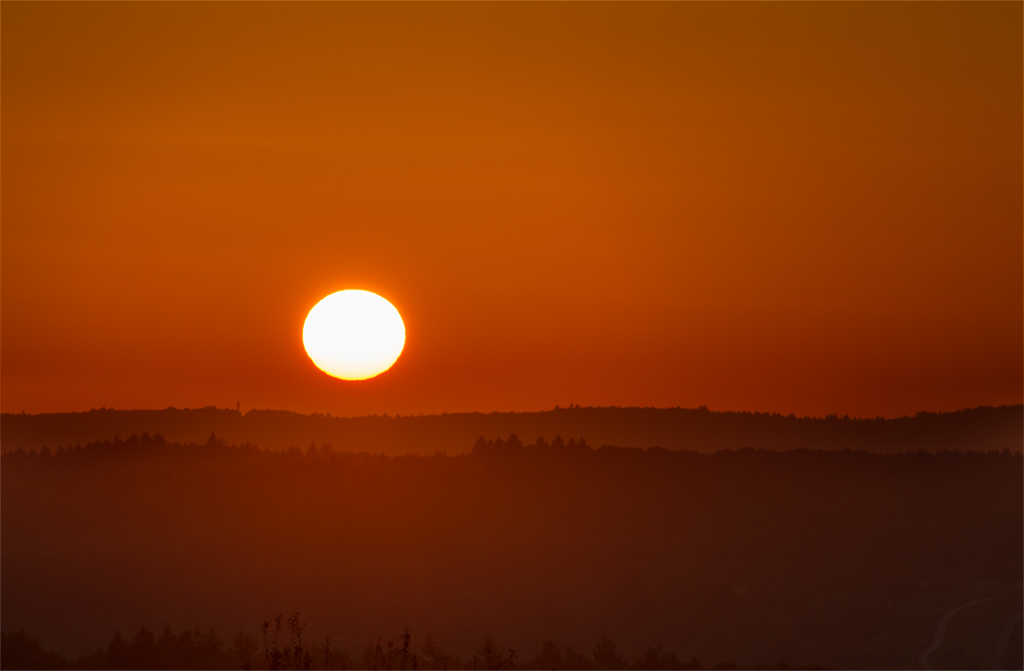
2 423 1021 670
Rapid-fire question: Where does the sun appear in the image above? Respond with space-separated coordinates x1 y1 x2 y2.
302 290 406 381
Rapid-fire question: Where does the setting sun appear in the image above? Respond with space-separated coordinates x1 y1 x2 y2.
302 290 405 380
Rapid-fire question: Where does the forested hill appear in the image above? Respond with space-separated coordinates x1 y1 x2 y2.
2 404 1019 456
3 439 1021 668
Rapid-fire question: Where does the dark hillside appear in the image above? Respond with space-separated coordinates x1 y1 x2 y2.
1 403 1020 456
2 435 1020 669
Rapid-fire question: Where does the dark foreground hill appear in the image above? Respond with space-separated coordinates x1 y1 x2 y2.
1 403 1021 456
2 434 1021 669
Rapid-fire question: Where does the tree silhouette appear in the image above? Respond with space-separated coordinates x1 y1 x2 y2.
592 633 624 670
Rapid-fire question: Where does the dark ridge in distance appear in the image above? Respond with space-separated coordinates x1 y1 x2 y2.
1 403 1020 456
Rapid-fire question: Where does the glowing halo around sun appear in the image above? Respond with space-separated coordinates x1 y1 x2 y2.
302 290 406 380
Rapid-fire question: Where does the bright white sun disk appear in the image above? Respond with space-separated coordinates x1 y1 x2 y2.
302 290 405 380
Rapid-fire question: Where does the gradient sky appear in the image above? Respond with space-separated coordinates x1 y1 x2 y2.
2 3 1021 418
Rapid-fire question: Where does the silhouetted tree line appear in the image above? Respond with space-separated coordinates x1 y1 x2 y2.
3 403 1020 456
1 621 838 670
5 428 1021 469
471 434 591 458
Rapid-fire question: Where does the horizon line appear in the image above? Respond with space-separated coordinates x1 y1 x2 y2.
4 402 1021 424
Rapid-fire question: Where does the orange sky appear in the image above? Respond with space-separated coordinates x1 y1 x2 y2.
2 3 1021 419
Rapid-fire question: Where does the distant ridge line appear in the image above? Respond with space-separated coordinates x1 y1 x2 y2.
2 404 1021 456
7 402 1021 421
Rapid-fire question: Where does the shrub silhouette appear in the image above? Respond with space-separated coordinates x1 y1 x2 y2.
469 634 515 671
0 622 849 670
422 634 460 670
262 613 313 670
592 633 624 670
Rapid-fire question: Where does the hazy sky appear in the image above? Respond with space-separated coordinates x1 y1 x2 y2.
3 3 1021 418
